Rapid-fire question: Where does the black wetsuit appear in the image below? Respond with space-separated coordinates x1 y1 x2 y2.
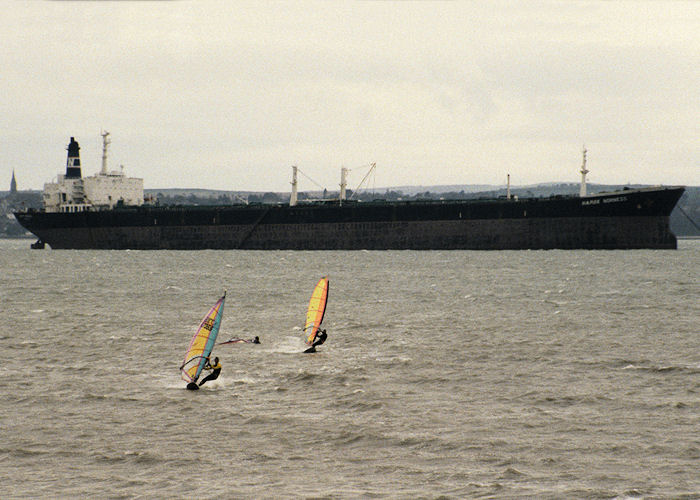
198 362 222 386
304 331 327 353
313 331 327 347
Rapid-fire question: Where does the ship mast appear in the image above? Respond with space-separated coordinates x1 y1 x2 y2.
507 174 511 200
101 131 111 174
339 167 348 206
290 165 298 206
579 146 589 197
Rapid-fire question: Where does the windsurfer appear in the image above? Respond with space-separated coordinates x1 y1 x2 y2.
198 357 222 386
252 336 260 344
304 329 327 353
315 330 328 347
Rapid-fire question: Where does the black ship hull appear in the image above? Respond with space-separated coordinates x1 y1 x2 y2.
14 187 684 250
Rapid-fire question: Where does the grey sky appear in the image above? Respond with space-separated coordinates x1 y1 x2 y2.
2 1 698 192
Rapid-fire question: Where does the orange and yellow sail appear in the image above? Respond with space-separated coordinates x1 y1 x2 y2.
304 277 329 345
180 292 226 384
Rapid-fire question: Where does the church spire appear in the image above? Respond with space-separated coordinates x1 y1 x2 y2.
10 169 17 193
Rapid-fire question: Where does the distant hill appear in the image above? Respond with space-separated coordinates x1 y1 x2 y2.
144 182 657 198
0 191 43 238
146 188 257 197
385 184 499 195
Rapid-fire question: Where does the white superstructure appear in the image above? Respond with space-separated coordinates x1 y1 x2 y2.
43 133 144 213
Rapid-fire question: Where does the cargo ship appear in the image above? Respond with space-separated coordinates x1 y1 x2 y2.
14 134 684 250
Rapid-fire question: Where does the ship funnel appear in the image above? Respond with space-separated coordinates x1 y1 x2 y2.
65 137 82 179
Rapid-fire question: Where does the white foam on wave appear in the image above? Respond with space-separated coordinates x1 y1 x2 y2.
199 378 228 390
272 336 306 354
544 299 567 306
233 376 257 384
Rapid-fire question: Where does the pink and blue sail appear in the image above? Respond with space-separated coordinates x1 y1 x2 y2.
180 292 226 384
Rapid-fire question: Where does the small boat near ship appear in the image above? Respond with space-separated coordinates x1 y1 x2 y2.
14 134 685 250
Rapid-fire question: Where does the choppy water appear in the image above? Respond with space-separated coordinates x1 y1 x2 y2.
1 239 698 499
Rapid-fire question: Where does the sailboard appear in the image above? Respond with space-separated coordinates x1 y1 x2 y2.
218 337 258 345
218 338 249 345
180 292 226 390
303 277 329 345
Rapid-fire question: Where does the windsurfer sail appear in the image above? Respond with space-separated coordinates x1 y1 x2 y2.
303 277 329 345
180 292 226 390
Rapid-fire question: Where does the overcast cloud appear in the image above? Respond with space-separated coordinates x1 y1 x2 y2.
2 1 698 192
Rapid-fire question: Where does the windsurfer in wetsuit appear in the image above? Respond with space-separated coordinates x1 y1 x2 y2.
304 329 327 353
315 330 327 347
251 336 260 344
198 356 221 386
